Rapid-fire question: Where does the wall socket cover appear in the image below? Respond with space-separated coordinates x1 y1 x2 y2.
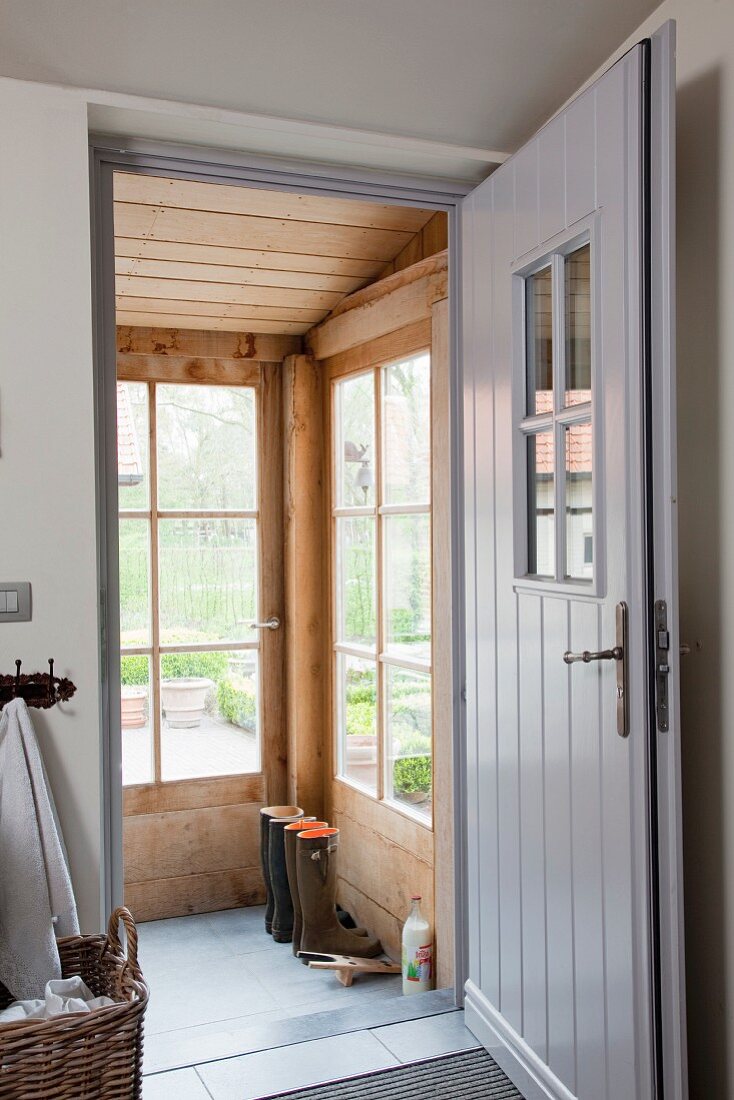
0 582 31 623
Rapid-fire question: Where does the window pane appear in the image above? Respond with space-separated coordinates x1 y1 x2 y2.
384 514 431 661
158 518 257 645
121 654 152 786
335 373 375 507
161 650 260 780
526 266 553 415
565 422 593 580
383 353 431 505
117 382 149 509
157 385 256 511
565 244 591 405
337 654 377 793
119 518 150 647
528 432 555 577
385 665 432 823
336 516 376 647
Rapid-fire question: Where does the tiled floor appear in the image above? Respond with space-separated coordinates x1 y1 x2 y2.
139 907 478 1098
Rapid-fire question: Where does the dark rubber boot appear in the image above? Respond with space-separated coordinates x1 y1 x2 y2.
285 822 369 956
297 828 382 958
259 805 302 934
285 821 328 955
270 816 316 942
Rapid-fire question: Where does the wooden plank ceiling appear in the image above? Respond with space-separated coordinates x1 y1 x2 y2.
113 173 436 334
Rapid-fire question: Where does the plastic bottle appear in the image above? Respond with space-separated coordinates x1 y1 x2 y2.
401 894 434 995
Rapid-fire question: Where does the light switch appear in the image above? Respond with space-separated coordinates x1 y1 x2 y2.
0 582 31 623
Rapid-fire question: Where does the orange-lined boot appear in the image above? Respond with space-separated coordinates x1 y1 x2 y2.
297 828 382 958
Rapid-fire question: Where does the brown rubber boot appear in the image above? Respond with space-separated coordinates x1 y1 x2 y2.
285 822 369 956
285 820 328 955
260 806 303 934
297 828 382 958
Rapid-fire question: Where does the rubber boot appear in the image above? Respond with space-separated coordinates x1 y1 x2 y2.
270 815 316 942
285 823 369 956
260 805 302 934
297 828 382 958
285 821 328 955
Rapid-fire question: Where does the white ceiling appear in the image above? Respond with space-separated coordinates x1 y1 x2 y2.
0 0 661 155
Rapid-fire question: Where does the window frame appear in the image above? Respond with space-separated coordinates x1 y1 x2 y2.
511 219 604 598
117 376 264 787
330 350 434 828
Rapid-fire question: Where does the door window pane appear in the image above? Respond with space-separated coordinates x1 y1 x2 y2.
335 373 375 507
383 353 431 505
338 654 377 794
527 432 555 577
564 244 591 405
117 382 149 509
119 519 150 647
157 385 256 511
565 422 593 579
160 650 260 780
526 266 553 415
384 514 431 661
385 665 432 823
336 516 376 647
121 654 152 786
158 518 257 644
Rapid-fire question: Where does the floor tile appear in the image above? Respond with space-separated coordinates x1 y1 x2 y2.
144 955 278 1035
371 1010 480 1062
197 1030 398 1099
144 1067 211 1099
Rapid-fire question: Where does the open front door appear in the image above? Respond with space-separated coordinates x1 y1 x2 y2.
461 23 685 1100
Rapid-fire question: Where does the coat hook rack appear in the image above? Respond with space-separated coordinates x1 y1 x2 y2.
0 659 77 711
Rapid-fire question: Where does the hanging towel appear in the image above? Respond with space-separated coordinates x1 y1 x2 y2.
0 698 79 999
0 976 114 1023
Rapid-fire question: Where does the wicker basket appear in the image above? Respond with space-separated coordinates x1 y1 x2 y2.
0 907 149 1099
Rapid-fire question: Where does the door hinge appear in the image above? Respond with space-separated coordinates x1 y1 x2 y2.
654 599 670 732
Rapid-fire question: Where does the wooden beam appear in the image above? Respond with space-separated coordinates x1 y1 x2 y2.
283 355 325 818
116 326 302 360
307 259 448 360
114 173 433 234
116 312 310 335
115 202 414 262
117 355 262 387
323 319 431 380
327 250 447 320
122 769 265 817
115 237 386 280
116 257 366 295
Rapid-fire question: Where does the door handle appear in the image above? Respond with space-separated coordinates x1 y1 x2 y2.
250 616 280 630
563 602 629 738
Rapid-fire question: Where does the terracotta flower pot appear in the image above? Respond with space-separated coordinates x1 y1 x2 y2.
120 687 147 730
161 677 214 728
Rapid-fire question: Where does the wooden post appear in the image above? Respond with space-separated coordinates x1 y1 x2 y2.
283 355 325 818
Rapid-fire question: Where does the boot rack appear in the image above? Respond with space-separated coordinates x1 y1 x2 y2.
0 659 77 711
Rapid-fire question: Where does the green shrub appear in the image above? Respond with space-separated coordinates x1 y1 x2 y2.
393 754 432 795
121 654 149 686
345 699 376 738
160 651 227 681
218 677 257 731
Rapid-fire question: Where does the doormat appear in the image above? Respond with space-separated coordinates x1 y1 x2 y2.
267 1048 523 1099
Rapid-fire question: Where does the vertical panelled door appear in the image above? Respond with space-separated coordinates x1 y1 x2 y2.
462 36 677 1100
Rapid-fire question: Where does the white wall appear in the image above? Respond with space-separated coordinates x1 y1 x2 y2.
0 79 102 930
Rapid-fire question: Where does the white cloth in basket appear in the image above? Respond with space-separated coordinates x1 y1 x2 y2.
0 698 80 999
0 976 114 1023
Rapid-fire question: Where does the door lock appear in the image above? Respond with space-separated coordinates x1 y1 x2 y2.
563 601 629 738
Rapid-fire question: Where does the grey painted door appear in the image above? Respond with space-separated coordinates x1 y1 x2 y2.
461 31 679 1100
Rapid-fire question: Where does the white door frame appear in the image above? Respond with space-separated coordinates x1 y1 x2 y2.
90 24 685 1080
89 139 471 1002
